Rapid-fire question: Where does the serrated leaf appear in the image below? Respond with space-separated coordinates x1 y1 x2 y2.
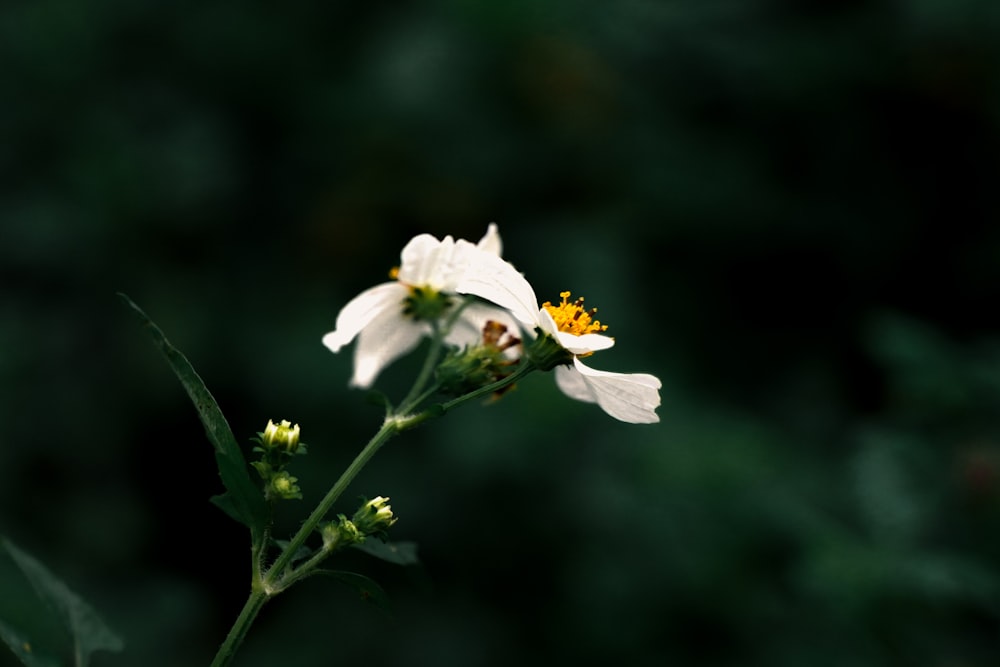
118 293 267 539
352 539 420 566
0 537 123 667
316 571 391 613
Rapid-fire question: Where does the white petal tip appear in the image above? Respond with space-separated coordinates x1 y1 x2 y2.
321 331 347 353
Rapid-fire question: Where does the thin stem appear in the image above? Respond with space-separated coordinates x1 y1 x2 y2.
397 323 445 414
208 588 268 667
400 382 443 414
209 420 400 667
438 361 536 414
282 544 335 587
250 503 274 582
264 418 400 591
250 528 266 582
397 297 473 414
209 336 534 666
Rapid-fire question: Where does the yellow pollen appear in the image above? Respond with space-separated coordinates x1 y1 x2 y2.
541 291 608 336
389 266 400 280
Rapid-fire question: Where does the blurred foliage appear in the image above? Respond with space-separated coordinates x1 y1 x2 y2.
2 0 1000 665
0 537 123 667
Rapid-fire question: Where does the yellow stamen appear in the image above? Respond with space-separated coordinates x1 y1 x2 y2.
542 291 608 336
389 266 400 280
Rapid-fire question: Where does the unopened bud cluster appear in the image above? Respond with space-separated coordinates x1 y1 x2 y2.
352 496 398 535
321 496 398 552
437 320 521 396
251 419 308 501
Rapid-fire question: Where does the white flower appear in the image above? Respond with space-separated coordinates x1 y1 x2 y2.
457 254 661 424
322 224 511 388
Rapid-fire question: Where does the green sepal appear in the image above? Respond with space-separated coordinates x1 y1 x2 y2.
524 329 574 371
352 539 420 566
118 293 268 540
249 461 272 479
0 536 123 667
402 286 452 321
316 570 390 613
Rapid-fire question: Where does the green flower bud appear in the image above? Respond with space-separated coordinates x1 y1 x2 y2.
436 320 521 396
352 496 398 536
261 419 301 454
268 470 302 501
321 515 363 551
436 346 506 395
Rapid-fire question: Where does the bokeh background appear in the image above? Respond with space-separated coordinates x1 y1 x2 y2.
3 0 1000 665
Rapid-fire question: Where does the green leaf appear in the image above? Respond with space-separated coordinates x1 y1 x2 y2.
364 389 393 414
352 539 420 566
0 537 123 667
316 570 391 613
118 293 268 538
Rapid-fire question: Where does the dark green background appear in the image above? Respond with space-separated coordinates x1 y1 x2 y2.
3 0 1000 665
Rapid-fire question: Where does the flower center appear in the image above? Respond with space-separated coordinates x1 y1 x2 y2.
403 285 452 321
542 291 608 336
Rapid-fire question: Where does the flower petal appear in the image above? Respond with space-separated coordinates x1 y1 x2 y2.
397 233 459 289
456 252 540 329
322 282 409 353
554 363 596 403
445 301 522 356
554 331 615 355
558 357 662 424
350 306 429 388
476 222 502 256
536 308 614 354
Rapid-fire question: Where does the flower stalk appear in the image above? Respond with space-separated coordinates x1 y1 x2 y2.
209 417 398 667
209 342 532 667
207 222 661 666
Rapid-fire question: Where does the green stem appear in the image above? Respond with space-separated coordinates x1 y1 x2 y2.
265 419 400 590
439 361 536 414
400 382 443 414
208 588 268 667
208 419 400 667
397 324 445 414
397 297 473 414
251 527 267 582
208 349 535 666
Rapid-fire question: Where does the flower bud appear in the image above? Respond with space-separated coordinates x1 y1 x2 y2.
261 419 301 454
321 515 363 551
436 320 521 396
268 470 302 501
352 496 398 536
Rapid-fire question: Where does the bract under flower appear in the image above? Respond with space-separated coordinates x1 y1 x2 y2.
322 224 511 388
456 253 661 424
